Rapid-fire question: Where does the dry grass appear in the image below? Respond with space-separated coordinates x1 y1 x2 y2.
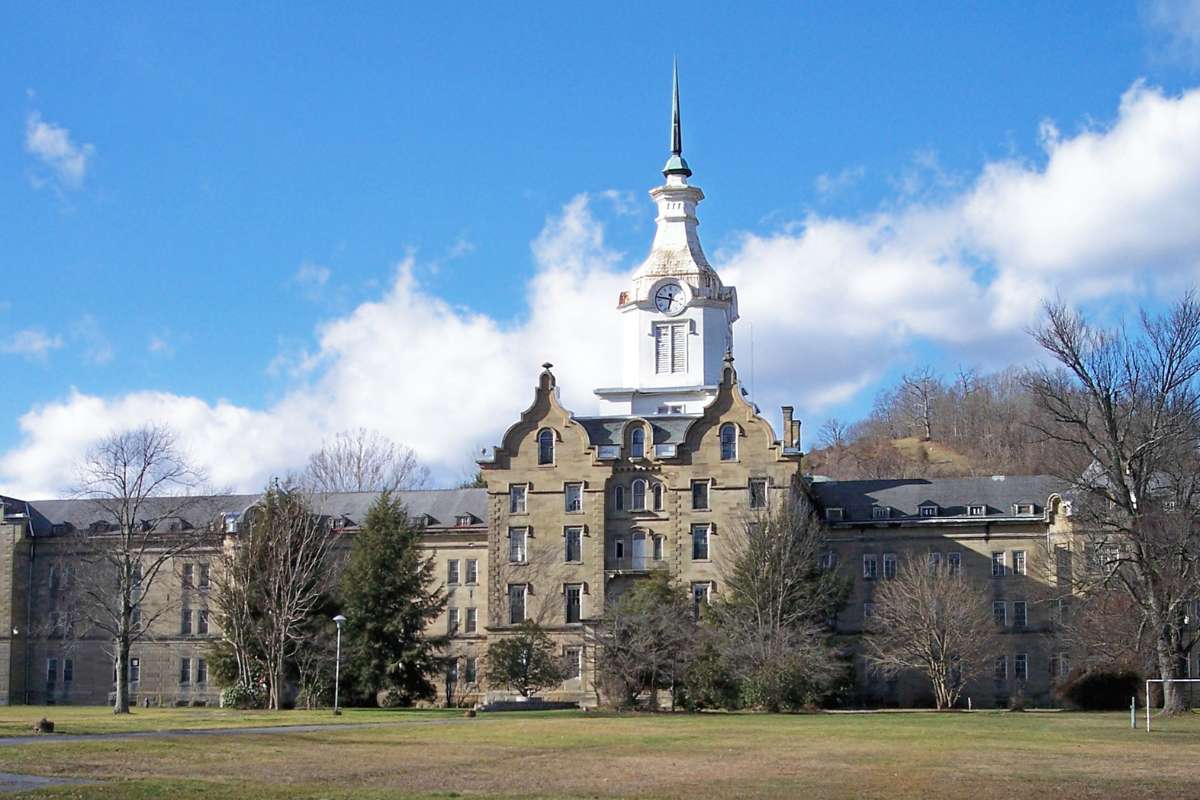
1 710 1198 799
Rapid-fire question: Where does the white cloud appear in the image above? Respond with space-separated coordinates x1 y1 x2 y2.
24 112 94 191
1 329 64 362
293 262 332 297
148 332 174 358
814 165 866 198
72 315 114 366
5 82 1200 496
1146 0 1200 65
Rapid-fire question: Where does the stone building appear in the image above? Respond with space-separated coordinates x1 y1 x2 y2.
0 73 1143 709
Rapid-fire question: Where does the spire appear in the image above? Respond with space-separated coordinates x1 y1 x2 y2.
663 58 692 178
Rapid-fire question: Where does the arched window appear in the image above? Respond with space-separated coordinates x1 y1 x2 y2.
614 486 625 511
719 423 737 461
630 426 646 459
631 479 647 511
652 482 664 511
537 428 554 465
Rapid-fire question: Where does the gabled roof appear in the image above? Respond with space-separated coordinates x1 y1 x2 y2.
575 415 699 447
810 475 1066 523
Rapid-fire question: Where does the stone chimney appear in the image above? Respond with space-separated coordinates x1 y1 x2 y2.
781 406 794 447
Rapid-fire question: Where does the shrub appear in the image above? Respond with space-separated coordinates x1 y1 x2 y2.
221 681 267 709
1060 669 1140 710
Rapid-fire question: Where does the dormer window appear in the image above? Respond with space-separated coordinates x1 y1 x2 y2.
455 514 474 527
871 506 889 520
825 507 844 523
918 503 939 517
968 504 987 517
630 427 646 459
1014 503 1036 516
537 429 555 465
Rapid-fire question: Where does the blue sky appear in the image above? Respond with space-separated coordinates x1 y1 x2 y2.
3 2 1200 495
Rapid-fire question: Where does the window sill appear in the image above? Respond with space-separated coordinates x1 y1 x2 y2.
508 561 529 566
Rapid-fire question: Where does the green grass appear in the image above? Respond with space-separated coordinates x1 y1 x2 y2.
0 705 459 737
0 708 1197 799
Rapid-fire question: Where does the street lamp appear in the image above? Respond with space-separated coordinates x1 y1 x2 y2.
332 614 347 715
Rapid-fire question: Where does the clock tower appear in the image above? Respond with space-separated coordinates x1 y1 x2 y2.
595 64 739 416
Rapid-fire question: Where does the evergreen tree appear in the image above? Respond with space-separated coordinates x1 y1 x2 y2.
485 621 565 698
340 492 447 705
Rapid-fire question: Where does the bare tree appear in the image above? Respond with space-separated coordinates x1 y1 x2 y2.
71 425 206 713
1026 295 1200 713
818 418 850 450
863 554 1000 709
238 484 339 709
899 367 942 441
304 428 428 493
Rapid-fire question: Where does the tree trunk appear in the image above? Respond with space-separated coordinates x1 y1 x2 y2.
113 637 130 714
1157 635 1187 715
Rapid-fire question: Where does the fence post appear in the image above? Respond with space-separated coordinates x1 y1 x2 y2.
1130 696 1135 729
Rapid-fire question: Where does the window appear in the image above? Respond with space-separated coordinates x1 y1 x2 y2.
1012 550 1027 576
749 479 768 510
508 527 528 563
820 551 838 571
992 551 1006 577
993 601 1007 626
565 527 583 562
46 658 57 686
465 656 478 683
466 607 477 634
919 504 939 517
564 483 583 513
1014 653 1028 682
509 485 527 514
446 660 459 686
448 559 460 585
63 658 73 683
466 559 478 584
719 423 737 461
199 564 210 590
181 607 192 635
825 507 844 522
564 647 582 680
863 602 876 619
632 480 647 511
658 403 685 415
131 604 141 631
947 551 962 576
1049 653 1068 680
179 658 191 685
691 480 709 510
448 608 460 635
928 552 942 573
1014 503 1035 515
652 535 664 561
691 524 710 560
652 482 664 511
863 554 878 580
614 538 625 560
565 584 583 623
182 563 194 589
507 584 527 624
129 657 140 684
197 658 208 684
537 428 554 465
48 565 59 592
883 553 897 580
994 655 1008 682
1013 601 1027 628
630 427 646 459
872 505 889 520
968 504 986 516
197 609 209 635
456 515 473 527
613 486 625 511
654 322 688 374
691 582 711 619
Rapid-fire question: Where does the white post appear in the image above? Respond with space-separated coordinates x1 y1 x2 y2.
1146 680 1151 733
1130 696 1135 729
967 697 972 711
333 614 347 716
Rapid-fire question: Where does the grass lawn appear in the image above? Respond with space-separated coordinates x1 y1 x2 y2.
0 705 459 737
0 708 1197 799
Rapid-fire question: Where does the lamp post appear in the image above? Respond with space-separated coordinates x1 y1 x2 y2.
332 614 347 715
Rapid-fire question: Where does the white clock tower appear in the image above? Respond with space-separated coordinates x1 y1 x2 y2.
595 64 739 417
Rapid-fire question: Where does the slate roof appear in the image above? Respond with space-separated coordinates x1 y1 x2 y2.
3 489 488 536
575 415 699 447
809 475 1067 523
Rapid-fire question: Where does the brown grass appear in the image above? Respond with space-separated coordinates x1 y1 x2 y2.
1 710 1198 799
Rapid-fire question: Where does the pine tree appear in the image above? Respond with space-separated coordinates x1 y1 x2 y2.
340 492 447 705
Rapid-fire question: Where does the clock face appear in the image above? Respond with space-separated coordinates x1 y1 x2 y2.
654 282 685 315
